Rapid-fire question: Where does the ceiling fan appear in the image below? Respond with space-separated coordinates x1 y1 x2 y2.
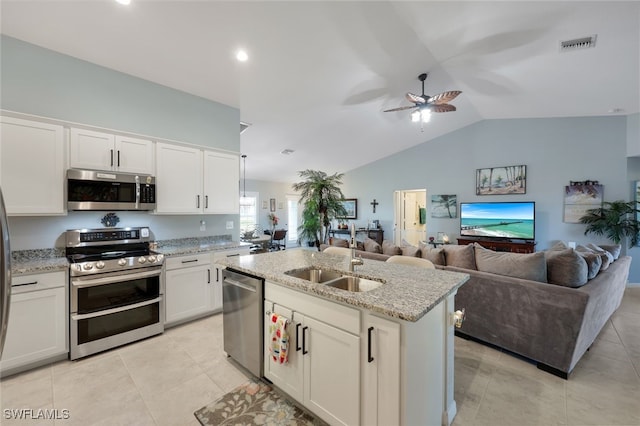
384 73 461 123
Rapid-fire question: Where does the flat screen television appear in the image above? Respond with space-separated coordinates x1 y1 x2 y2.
459 201 535 241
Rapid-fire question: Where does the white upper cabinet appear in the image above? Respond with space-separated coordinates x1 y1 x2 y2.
0 116 66 215
156 143 239 215
156 143 203 214
203 151 239 214
69 128 154 174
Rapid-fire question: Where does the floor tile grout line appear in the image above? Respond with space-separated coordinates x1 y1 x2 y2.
117 350 160 426
610 314 640 381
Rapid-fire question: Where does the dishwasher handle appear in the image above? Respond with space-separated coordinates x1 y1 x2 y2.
223 277 257 293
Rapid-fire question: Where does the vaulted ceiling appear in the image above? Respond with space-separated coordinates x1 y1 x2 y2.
2 1 639 182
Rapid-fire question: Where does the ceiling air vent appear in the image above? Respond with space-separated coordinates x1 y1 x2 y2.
240 121 251 134
560 35 597 52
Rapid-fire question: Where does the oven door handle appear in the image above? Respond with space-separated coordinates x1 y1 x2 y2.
71 269 162 288
71 297 162 321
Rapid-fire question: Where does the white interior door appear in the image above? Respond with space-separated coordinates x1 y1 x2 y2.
394 189 426 246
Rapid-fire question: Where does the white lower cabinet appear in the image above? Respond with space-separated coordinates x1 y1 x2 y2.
362 313 401 426
264 282 360 426
164 253 212 326
0 271 68 376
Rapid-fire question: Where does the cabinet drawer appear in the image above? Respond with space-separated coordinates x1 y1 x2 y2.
212 247 250 261
165 253 211 270
12 271 66 294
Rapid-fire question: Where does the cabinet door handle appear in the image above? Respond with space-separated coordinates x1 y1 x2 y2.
117 150 120 167
110 149 114 167
302 326 309 355
196 195 200 208
216 268 219 282
367 326 374 363
207 269 211 284
205 195 209 209
181 259 198 264
296 323 302 351
13 281 38 287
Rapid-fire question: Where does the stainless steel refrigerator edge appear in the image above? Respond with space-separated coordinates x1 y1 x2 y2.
0 187 12 357
222 268 264 377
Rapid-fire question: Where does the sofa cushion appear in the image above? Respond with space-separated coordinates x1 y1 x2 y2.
330 238 349 248
544 248 588 287
599 244 621 260
382 240 402 256
400 240 421 257
418 242 445 265
586 243 614 270
442 244 476 270
364 238 382 253
473 243 547 282
576 250 603 279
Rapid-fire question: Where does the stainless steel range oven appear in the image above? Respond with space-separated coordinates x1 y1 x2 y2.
66 227 164 360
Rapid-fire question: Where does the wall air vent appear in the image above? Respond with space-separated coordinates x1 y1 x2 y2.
240 121 251 134
560 35 597 52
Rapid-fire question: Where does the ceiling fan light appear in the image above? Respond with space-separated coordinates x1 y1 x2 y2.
421 110 431 123
411 110 421 122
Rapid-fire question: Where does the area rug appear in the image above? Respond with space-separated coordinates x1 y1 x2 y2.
194 379 328 425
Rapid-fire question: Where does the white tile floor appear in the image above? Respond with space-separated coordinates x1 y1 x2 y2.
1 288 639 426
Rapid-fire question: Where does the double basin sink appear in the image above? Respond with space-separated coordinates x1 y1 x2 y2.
284 267 384 292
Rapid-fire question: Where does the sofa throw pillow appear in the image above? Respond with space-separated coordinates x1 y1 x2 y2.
585 243 613 270
550 241 569 251
364 238 382 253
598 244 621 260
544 248 588 287
576 250 603 279
382 240 402 256
330 238 349 248
473 243 547 282
418 242 445 265
442 244 476 270
400 242 421 257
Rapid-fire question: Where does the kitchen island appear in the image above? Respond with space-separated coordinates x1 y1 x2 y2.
220 249 469 426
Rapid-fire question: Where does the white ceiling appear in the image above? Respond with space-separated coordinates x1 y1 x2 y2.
2 1 639 183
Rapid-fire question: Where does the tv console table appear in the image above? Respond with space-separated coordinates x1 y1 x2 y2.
330 228 384 245
457 238 536 253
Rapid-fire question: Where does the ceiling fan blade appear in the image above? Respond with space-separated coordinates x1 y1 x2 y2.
430 104 457 113
383 105 417 112
405 92 426 104
427 91 462 105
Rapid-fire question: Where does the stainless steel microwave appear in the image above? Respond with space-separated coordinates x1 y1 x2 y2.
67 169 156 211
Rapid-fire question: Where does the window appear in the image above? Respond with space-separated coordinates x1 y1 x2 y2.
286 195 300 243
239 191 259 233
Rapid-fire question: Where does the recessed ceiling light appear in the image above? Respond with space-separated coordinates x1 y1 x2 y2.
115 0 131 5
236 50 249 62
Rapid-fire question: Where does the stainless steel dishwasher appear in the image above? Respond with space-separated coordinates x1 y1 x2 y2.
222 268 264 377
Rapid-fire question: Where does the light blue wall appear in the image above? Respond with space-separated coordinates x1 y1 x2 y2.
626 113 640 282
342 115 638 279
0 36 239 150
1 35 241 249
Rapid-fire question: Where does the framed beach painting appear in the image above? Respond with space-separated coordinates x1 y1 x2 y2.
431 195 457 218
563 183 603 223
337 198 357 219
476 165 526 195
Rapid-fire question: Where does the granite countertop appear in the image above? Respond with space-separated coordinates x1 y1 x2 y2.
11 248 69 275
155 236 252 257
220 250 469 322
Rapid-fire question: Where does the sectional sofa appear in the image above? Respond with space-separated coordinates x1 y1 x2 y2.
324 238 631 378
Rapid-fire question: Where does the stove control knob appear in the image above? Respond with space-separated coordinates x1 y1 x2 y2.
147 255 157 263
156 254 164 263
96 261 105 269
138 257 147 264
118 259 127 266
83 263 94 271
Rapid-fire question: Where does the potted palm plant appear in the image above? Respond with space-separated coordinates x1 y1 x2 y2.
292 170 348 250
579 200 640 249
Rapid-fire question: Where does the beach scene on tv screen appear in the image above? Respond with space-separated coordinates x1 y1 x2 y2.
461 203 535 239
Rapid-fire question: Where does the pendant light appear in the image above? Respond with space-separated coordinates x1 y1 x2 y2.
239 154 252 206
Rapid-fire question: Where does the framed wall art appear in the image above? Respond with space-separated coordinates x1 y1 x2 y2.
563 183 603 223
476 165 526 195
270 198 276 212
431 194 457 218
337 198 357 219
